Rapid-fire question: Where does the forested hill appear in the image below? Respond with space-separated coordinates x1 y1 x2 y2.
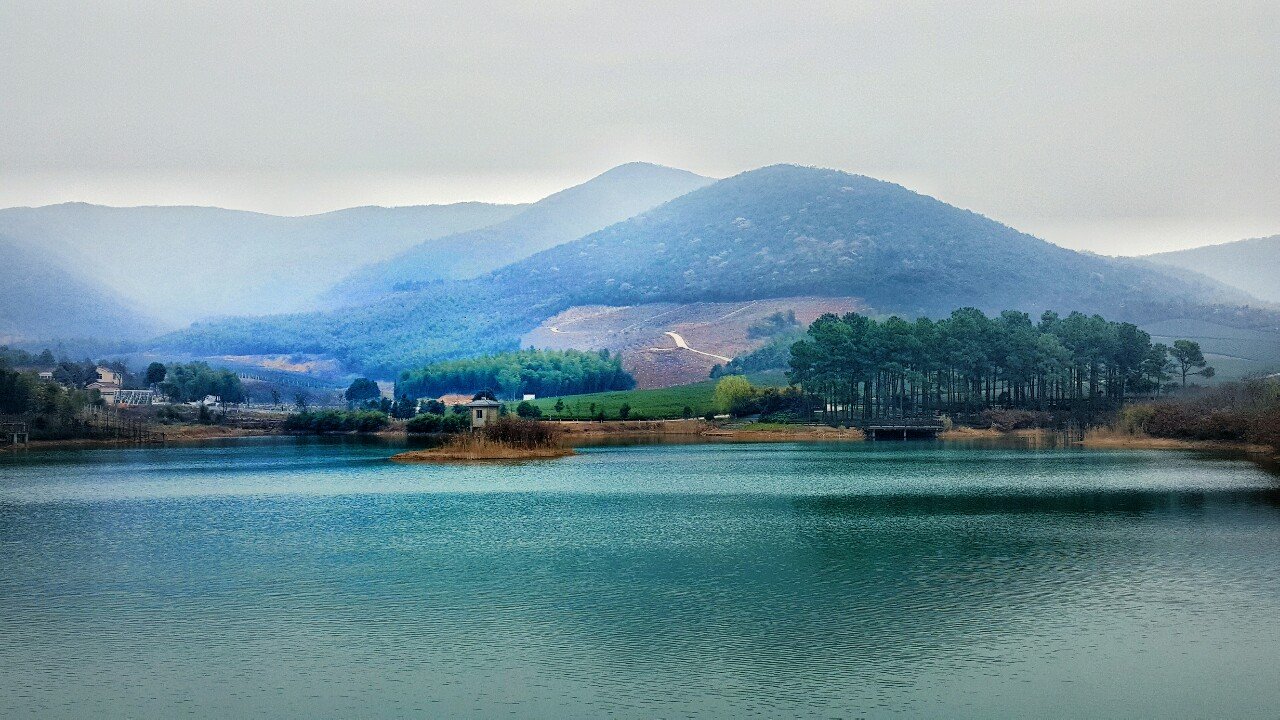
493 164 1243 317
0 234 158 342
1143 236 1280 304
0 200 523 325
323 162 714 306
155 165 1275 376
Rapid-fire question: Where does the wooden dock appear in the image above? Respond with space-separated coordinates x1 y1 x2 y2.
856 418 945 440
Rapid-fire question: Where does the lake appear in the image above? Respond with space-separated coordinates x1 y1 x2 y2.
2 438 1279 718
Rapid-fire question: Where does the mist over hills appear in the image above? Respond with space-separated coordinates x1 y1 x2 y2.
324 162 715 306
0 201 524 326
156 164 1276 377
0 234 159 343
1143 236 1280 304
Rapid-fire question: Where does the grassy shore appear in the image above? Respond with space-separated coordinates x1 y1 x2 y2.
553 418 865 442
1081 427 1276 454
526 372 787 420
392 436 576 462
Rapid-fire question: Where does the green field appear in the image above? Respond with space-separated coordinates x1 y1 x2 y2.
527 371 788 420
1142 318 1280 381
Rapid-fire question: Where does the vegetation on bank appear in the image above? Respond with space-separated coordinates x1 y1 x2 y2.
393 417 571 462
1114 378 1280 450
404 412 471 434
788 308 1208 424
282 410 390 433
397 348 635 401
0 367 96 439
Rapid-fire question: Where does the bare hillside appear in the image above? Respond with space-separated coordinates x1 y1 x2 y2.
524 297 865 387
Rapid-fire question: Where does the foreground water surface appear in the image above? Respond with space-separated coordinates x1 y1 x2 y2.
2 438 1279 718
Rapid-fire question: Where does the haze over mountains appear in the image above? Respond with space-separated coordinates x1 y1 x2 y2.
0 234 158 343
5 161 1276 385
0 201 524 326
324 162 714 306
155 164 1280 380
1144 236 1280 304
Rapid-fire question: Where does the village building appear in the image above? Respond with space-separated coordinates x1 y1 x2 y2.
86 366 123 405
465 398 501 429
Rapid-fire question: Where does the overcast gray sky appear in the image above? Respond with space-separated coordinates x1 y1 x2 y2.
2 1 1276 254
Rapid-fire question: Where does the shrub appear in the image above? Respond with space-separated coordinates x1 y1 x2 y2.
405 412 471 434
714 376 755 415
1120 378 1280 449
405 412 444 433
481 416 564 448
978 408 1055 432
283 410 390 433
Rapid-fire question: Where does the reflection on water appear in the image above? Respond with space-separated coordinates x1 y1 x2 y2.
1 439 1279 718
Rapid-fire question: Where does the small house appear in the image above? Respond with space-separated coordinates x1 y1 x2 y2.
87 366 123 405
465 398 502 429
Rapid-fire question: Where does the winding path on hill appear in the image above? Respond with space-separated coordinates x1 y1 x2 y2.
651 331 733 363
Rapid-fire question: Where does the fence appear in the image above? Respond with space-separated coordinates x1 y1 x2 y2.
2 422 29 445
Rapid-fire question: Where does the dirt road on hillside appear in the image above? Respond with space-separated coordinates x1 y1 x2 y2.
653 331 732 363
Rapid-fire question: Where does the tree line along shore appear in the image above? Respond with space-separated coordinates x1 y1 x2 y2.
4 308 1277 460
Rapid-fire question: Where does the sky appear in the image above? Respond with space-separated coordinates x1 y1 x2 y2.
1 1 1277 255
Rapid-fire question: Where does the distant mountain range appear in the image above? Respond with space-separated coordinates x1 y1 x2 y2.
0 234 159 343
1143 236 1280 304
0 201 524 326
155 165 1280 378
323 162 714 307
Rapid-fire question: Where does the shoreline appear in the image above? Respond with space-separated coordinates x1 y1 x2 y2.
1080 428 1275 456
937 427 1052 441
391 446 576 463
8 420 1276 464
556 419 867 442
1 424 279 453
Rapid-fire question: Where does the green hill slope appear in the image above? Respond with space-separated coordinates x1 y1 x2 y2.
155 165 1280 376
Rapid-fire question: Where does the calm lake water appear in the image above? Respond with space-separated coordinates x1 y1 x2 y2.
2 438 1279 718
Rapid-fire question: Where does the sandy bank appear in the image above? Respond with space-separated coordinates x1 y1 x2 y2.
937 427 1053 441
702 425 866 442
554 419 866 442
557 419 711 436
391 445 575 463
1081 429 1274 455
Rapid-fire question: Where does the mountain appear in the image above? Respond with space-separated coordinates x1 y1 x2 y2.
155 165 1279 377
1143 236 1280 303
488 165 1247 316
324 162 714 306
0 234 158 343
0 201 523 326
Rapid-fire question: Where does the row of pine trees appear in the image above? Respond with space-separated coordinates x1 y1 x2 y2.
787 308 1210 423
